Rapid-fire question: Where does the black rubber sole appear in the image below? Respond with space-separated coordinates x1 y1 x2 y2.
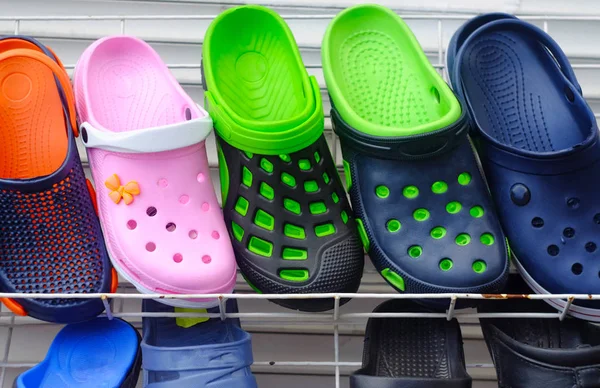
218 134 364 312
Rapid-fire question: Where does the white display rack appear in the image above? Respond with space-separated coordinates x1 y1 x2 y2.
0 5 599 388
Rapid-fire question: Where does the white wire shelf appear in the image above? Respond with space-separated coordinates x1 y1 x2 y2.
0 291 591 321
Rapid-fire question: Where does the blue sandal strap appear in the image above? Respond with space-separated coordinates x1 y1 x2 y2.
142 330 253 372
331 104 469 160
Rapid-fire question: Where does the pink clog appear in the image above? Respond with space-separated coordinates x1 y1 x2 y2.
74 36 236 308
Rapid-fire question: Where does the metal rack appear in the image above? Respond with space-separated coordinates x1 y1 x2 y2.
0 6 599 388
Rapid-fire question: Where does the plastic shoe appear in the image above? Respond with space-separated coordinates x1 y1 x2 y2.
0 36 114 323
141 299 257 388
15 317 141 388
448 16 600 320
202 5 364 312
74 36 236 309
350 299 472 388
445 13 516 78
322 5 509 304
479 276 600 388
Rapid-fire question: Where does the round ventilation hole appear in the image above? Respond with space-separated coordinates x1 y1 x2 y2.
375 185 390 198
446 201 462 214
472 260 487 273
413 208 430 222
563 227 575 238
386 219 401 233
531 217 544 228
202 255 212 264
179 195 190 204
455 233 471 246
185 107 192 120
158 178 168 188
166 222 176 232
439 258 453 271
430 226 446 239
189 230 198 239
595 213 600 224
458 172 471 186
547 245 559 256
402 185 419 199
202 202 210 212
586 242 597 253
431 181 448 194
571 262 583 275
146 206 157 217
480 233 495 246
408 245 422 258
470 206 484 218
126 220 137 230
197 173 205 183
146 242 156 252
211 231 220 240
567 197 580 209
173 253 183 263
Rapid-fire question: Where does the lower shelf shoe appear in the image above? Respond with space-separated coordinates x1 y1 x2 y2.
15 318 141 388
351 299 472 388
479 276 600 388
202 5 364 312
0 36 114 323
448 15 600 320
142 299 257 387
322 4 509 305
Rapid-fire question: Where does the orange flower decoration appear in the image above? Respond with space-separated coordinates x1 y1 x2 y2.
105 174 140 205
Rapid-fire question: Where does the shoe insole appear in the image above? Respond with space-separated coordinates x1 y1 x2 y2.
18 318 139 388
458 29 589 152
143 299 243 348
0 40 67 179
322 5 461 137
373 318 451 378
84 36 196 133
362 300 465 379
203 6 310 125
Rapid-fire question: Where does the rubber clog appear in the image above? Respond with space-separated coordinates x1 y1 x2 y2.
449 15 600 320
142 299 257 388
203 5 364 312
350 299 472 388
322 5 509 304
479 276 600 388
16 318 141 388
74 36 236 308
0 36 114 323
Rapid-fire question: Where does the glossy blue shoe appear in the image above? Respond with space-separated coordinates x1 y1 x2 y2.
142 299 257 388
15 318 141 388
449 16 600 321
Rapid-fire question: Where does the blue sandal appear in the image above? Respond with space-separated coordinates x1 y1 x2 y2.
142 299 257 387
16 318 141 388
449 16 600 320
